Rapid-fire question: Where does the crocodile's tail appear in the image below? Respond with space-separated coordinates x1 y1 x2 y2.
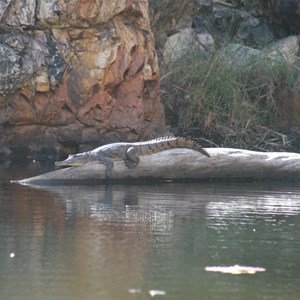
137 136 210 157
173 137 210 157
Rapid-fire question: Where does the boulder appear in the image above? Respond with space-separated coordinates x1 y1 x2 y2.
263 35 299 64
162 28 215 63
219 35 299 69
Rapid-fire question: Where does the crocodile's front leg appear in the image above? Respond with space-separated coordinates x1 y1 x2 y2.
97 152 114 178
125 147 140 168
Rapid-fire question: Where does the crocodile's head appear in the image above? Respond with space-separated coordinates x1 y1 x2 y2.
55 153 97 167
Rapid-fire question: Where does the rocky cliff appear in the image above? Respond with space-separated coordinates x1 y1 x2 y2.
0 0 167 162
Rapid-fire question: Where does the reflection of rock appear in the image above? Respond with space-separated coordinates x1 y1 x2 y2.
27 184 174 233
0 0 167 161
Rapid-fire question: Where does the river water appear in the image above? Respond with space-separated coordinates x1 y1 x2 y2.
0 165 300 300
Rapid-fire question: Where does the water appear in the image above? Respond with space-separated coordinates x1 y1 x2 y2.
1 165 300 300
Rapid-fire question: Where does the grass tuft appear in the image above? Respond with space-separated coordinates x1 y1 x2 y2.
160 43 299 151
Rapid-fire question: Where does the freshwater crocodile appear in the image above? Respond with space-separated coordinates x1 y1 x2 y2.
55 136 210 178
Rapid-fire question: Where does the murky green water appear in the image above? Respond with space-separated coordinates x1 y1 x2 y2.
1 165 300 300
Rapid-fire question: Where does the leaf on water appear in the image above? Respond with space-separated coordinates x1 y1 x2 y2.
205 264 266 274
148 290 167 297
128 288 141 294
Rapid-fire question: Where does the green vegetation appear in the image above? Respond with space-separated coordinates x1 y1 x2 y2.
160 44 299 151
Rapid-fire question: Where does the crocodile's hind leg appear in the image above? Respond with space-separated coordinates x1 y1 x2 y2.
125 147 140 168
98 154 114 179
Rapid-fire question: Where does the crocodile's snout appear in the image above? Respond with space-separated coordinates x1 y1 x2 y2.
55 160 67 167
55 153 96 167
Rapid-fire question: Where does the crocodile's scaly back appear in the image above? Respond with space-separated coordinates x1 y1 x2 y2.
91 136 210 159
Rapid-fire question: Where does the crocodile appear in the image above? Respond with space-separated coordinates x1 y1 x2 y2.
55 136 210 178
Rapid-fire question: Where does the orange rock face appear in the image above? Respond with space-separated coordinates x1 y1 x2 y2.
0 0 167 161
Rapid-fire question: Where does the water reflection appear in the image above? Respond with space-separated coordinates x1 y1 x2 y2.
0 172 300 299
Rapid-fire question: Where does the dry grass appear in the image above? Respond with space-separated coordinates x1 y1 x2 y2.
160 44 298 151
